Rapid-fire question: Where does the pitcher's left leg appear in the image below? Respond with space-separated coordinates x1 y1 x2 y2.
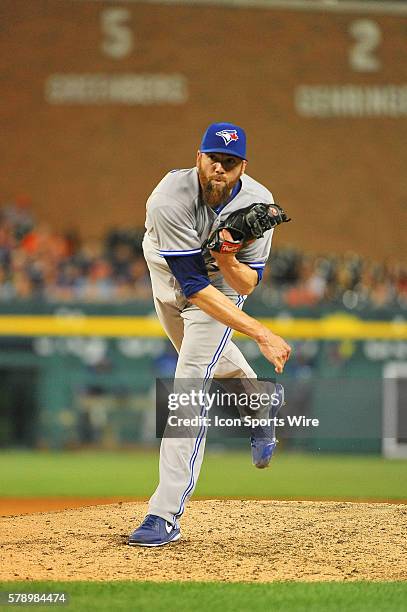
129 298 245 546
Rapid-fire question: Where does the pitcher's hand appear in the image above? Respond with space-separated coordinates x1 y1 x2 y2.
256 329 291 374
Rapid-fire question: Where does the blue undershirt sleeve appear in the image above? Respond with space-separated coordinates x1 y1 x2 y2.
256 268 264 283
164 253 211 299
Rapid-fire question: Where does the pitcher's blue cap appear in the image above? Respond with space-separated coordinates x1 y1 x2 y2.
200 122 247 160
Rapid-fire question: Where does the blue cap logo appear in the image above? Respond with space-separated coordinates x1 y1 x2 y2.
215 129 239 146
200 122 247 160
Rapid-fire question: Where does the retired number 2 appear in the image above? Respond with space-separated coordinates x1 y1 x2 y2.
348 19 382 72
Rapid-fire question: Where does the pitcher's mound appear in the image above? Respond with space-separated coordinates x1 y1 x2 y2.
2 500 406 582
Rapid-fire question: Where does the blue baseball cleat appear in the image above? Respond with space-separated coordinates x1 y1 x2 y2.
128 514 181 547
250 383 285 469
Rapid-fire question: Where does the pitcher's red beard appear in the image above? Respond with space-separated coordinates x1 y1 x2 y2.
201 180 230 207
198 172 230 208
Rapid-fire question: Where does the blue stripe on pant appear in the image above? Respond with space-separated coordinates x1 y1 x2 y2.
174 295 244 519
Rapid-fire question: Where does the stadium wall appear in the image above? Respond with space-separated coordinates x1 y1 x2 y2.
1 1 406 257
1 303 406 452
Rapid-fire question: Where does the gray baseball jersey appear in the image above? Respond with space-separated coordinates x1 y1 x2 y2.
142 167 275 524
143 168 274 298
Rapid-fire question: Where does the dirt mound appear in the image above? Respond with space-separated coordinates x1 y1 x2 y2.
1 500 406 582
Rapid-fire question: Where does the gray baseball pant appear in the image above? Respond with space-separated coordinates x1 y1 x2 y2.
148 294 257 524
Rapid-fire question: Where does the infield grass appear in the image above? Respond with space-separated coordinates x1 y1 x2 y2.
0 581 406 612
0 450 406 501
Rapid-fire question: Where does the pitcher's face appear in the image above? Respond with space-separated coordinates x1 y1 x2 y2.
196 152 246 208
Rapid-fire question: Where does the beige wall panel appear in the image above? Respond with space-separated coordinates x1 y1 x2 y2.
0 1 406 257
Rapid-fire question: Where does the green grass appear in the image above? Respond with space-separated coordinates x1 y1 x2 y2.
0 581 406 612
0 450 405 500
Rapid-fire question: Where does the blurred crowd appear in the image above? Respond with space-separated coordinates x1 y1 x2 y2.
0 199 406 310
259 248 407 311
0 198 151 302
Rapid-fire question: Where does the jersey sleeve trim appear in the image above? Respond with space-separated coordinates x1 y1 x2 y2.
246 262 266 269
159 248 202 257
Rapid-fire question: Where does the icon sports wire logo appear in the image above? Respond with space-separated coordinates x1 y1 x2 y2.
215 129 239 145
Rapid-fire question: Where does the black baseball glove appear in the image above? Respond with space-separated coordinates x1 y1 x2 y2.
204 203 291 254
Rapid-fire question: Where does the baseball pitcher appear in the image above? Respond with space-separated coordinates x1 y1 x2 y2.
128 122 291 547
